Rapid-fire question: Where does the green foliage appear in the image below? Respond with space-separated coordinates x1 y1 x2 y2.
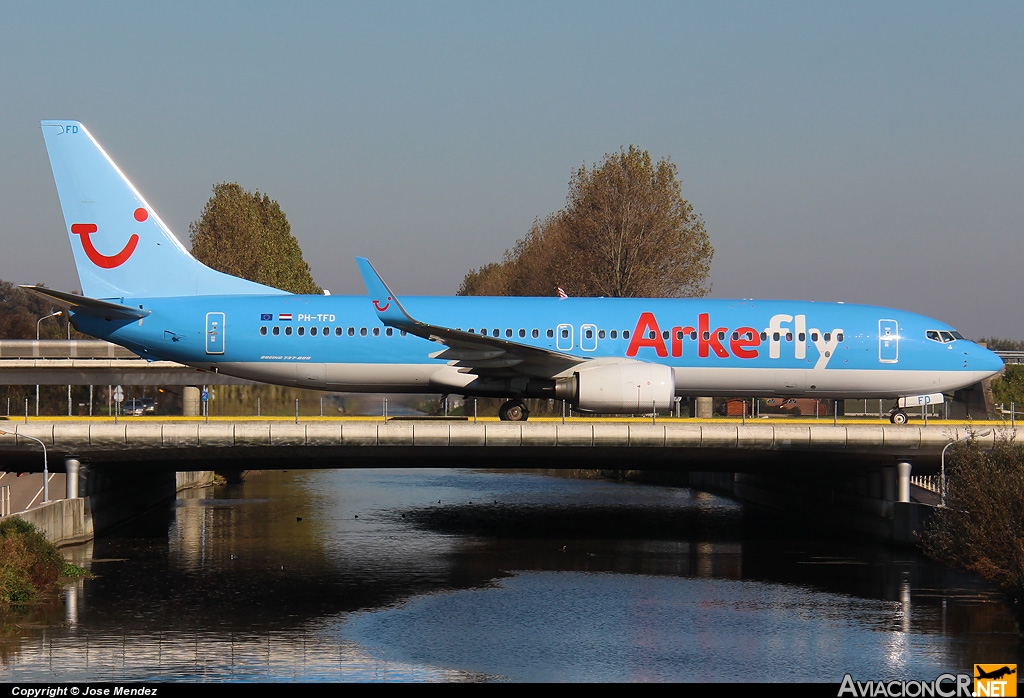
459 146 713 298
0 281 74 340
991 365 1024 409
978 337 1024 351
189 183 322 295
0 519 65 608
920 441 1024 625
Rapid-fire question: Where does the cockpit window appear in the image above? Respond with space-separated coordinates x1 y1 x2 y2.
927 329 960 344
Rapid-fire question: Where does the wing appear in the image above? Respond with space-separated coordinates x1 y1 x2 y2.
355 257 583 377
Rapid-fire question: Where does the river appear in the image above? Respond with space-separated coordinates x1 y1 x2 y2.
2 468 1021 682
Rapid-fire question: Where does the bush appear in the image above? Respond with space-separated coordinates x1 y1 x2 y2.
920 440 1024 626
0 519 66 608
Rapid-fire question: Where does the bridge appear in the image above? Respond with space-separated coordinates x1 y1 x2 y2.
0 418 1010 471
0 340 252 386
1 417 1010 544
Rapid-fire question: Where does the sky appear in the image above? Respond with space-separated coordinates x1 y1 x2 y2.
1 1 1021 339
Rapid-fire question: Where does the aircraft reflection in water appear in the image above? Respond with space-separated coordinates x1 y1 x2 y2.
29 121 1003 422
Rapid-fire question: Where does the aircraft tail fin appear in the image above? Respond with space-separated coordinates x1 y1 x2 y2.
40 121 287 299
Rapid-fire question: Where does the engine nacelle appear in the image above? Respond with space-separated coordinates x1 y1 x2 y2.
556 362 675 413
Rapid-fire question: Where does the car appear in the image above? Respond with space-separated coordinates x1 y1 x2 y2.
123 398 155 416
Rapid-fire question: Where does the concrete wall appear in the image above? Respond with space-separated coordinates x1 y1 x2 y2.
7 497 93 547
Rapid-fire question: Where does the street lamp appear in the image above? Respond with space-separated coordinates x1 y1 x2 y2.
940 429 991 507
35 310 63 417
0 429 49 503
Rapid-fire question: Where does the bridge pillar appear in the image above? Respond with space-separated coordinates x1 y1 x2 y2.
183 386 200 417
881 465 896 504
867 470 882 500
65 456 80 498
897 461 912 503
695 397 714 419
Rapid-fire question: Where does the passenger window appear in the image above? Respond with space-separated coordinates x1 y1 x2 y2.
348 327 355 336
561 329 569 339
373 328 380 336
468 328 475 334
310 327 317 336
386 328 393 336
272 327 280 336
810 332 819 341
493 329 499 337
532 329 539 338
798 332 805 341
720 331 727 341
519 329 526 338
588 329 595 339
401 330 407 337
322 327 329 336
824 332 831 342
360 328 367 336
298 327 305 336
260 327 267 336
610 330 618 339
505 329 512 338
785 332 792 341
649 331 657 339
598 330 605 339
760 332 767 341
285 326 292 336
547 329 554 338
335 327 342 336
690 331 697 340
837 332 844 342
772 332 780 341
623 330 630 339
703 331 710 341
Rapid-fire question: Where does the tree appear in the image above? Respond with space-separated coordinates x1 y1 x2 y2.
459 146 713 298
920 441 1024 627
189 183 321 295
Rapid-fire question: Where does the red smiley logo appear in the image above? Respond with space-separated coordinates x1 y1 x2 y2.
70 208 146 269
373 297 392 312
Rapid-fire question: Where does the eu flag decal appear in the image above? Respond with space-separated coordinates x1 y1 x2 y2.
260 313 273 321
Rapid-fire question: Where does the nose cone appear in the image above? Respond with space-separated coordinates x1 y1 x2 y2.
973 343 1005 377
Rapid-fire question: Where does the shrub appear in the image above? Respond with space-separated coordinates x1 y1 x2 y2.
0 519 66 608
920 440 1024 626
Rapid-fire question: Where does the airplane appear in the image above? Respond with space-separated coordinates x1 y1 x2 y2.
976 666 1017 681
26 120 1005 423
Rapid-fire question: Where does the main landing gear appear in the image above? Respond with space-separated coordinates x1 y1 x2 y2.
499 400 529 422
889 409 909 425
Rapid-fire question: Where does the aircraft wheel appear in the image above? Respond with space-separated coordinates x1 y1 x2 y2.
499 400 529 422
890 410 909 425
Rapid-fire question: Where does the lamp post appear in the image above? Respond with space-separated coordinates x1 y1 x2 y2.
940 429 991 507
35 310 62 417
0 429 49 503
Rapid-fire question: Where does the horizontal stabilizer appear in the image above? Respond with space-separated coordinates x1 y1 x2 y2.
21 285 151 320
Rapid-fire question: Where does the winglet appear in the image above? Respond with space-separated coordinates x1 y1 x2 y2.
355 257 418 329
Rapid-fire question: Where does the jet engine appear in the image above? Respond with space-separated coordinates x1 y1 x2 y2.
555 362 675 413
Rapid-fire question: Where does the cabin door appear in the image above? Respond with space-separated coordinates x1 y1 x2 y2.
878 319 898 364
206 312 225 355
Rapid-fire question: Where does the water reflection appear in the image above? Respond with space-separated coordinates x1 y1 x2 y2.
1 468 1020 682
